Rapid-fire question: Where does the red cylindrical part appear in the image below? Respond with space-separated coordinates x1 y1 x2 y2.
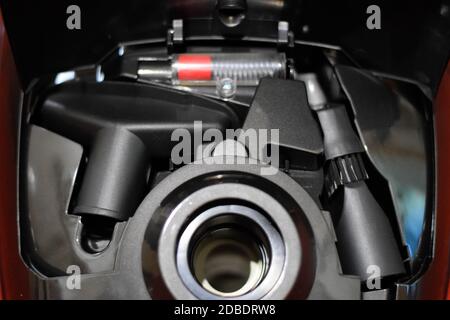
176 54 213 81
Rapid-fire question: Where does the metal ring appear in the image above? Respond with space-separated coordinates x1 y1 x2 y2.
157 183 301 300
177 204 285 299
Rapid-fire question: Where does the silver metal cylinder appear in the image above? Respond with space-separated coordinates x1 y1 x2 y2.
138 52 286 86
206 53 286 85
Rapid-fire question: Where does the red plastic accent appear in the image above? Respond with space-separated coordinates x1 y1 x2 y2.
176 54 212 81
0 11 29 300
420 60 450 299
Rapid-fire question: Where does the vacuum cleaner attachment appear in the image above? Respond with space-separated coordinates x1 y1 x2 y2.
316 104 406 282
35 81 238 222
73 127 148 221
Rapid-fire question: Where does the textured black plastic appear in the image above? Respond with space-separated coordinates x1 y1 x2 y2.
243 79 323 170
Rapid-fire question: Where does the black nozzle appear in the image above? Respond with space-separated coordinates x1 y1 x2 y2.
331 181 406 280
73 127 149 221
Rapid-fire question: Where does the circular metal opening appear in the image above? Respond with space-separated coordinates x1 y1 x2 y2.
140 171 315 299
177 204 284 299
190 217 270 297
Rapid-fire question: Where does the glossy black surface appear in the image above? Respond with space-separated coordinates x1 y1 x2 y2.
1 0 449 93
